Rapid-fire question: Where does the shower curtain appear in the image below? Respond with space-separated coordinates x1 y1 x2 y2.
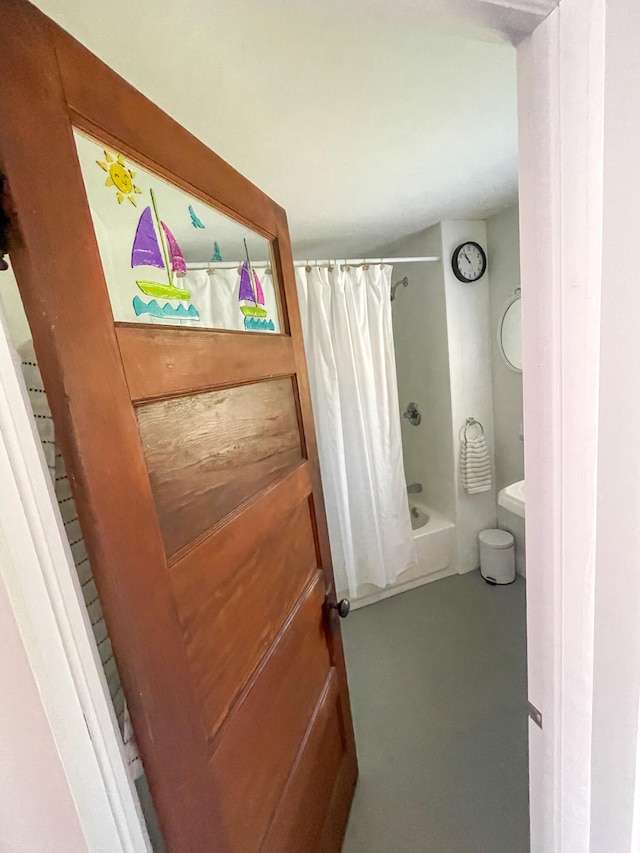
296 264 416 597
179 267 281 332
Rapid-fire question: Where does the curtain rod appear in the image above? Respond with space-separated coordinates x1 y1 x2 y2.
186 256 440 271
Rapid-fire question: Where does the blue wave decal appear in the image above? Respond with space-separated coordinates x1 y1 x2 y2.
244 316 275 332
133 295 200 320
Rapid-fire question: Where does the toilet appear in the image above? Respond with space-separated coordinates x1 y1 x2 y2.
479 528 516 585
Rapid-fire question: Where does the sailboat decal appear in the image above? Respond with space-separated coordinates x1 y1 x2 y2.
238 262 275 331
131 189 197 312
238 262 266 317
131 206 164 270
161 223 187 277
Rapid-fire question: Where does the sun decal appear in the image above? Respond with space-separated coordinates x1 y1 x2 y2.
96 150 142 206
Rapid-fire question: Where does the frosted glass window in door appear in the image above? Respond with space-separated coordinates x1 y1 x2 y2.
73 130 281 333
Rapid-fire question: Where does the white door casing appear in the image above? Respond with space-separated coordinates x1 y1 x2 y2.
0 290 150 852
519 0 606 849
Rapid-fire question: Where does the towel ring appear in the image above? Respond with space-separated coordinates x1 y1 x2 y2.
463 417 484 442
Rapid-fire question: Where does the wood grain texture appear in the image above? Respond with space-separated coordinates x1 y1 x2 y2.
116 324 295 402
208 572 330 853
136 378 303 556
1 3 357 850
318 745 359 853
261 671 344 853
0 4 216 848
171 498 318 742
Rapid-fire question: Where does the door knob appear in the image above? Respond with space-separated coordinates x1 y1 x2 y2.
328 598 351 618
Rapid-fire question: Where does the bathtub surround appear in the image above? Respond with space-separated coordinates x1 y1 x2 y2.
487 205 524 492
386 225 456 521
296 263 416 597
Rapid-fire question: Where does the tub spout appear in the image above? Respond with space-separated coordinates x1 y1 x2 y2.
407 483 423 494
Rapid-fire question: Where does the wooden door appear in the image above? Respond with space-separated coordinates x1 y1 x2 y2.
0 2 357 850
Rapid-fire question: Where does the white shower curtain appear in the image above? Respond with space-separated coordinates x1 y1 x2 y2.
296 264 416 597
178 267 281 332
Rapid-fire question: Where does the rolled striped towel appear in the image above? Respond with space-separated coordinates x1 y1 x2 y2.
460 432 492 494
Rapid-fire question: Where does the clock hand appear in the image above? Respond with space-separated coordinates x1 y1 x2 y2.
463 250 471 263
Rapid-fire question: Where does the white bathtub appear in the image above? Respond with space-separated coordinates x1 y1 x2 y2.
348 500 456 609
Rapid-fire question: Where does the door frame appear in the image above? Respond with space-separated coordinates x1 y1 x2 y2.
518 1 605 850
0 0 612 850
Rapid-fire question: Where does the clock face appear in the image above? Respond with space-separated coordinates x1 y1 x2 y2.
452 241 487 282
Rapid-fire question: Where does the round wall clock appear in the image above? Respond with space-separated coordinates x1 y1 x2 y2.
451 241 487 283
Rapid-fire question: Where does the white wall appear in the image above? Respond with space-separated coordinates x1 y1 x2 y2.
441 220 497 572
387 225 456 519
0 527 89 853
29 0 519 259
487 205 524 492
0 267 31 351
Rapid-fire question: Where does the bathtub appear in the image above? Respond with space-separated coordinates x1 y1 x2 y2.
348 499 456 609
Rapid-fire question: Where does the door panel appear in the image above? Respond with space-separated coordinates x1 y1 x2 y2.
116 325 296 401
0 3 357 851
136 377 303 556
206 574 331 850
262 672 345 853
170 498 319 741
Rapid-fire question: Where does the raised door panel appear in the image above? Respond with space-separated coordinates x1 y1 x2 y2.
116 325 296 401
206 574 331 852
170 495 318 741
261 671 346 853
135 377 303 556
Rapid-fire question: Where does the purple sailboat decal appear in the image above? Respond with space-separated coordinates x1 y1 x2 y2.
238 261 267 318
131 188 194 304
161 222 187 277
131 207 164 270
238 259 274 331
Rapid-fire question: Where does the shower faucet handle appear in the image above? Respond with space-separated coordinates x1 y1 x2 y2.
403 402 421 426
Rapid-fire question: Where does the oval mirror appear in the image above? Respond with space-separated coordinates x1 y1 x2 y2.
499 293 522 372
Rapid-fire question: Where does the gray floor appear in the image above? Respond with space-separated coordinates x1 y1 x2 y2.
341 571 529 853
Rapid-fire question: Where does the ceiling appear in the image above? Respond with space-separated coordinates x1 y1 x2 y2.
34 0 557 256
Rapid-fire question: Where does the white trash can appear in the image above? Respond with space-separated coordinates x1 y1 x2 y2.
479 528 516 585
